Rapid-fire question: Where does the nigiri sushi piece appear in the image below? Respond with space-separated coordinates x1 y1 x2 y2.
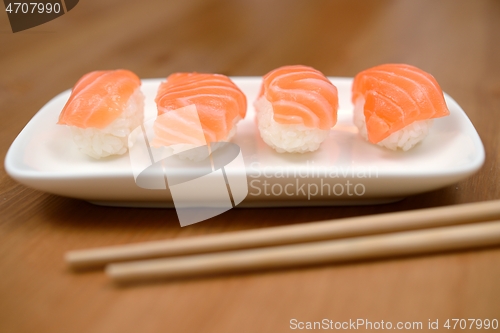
58 69 144 159
153 72 247 152
254 65 338 153
352 64 450 151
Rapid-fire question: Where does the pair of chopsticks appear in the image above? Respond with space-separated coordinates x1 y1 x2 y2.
65 200 500 283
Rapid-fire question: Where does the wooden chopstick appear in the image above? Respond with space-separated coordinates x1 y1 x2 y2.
66 200 500 269
106 219 500 282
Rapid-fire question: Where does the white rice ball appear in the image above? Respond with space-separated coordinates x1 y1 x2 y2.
70 88 145 159
254 96 329 153
353 97 433 151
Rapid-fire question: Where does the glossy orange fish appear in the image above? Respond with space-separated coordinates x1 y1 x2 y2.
155 73 247 143
58 69 141 129
258 65 338 130
352 64 450 144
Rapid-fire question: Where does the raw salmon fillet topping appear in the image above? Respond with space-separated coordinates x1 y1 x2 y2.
155 73 247 143
259 65 338 130
352 64 450 143
58 69 141 129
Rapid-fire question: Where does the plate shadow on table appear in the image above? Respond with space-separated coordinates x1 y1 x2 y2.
40 185 464 233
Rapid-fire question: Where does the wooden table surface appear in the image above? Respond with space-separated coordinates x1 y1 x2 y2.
1 0 500 332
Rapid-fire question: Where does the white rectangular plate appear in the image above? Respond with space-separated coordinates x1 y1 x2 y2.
5 77 485 207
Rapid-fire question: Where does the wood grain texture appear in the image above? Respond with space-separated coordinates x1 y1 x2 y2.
1 0 499 332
